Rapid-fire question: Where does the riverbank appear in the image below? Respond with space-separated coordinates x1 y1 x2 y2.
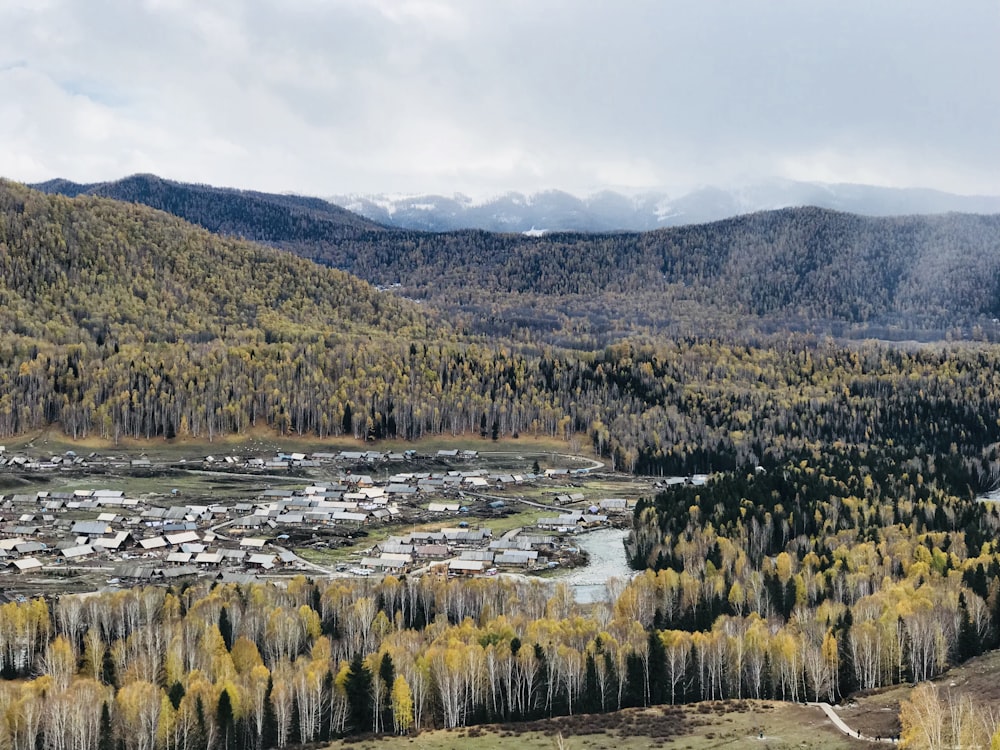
554 527 635 602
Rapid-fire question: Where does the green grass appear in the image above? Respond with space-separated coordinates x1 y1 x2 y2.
482 507 547 535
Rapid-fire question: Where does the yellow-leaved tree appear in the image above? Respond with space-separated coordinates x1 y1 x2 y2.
900 682 946 750
390 674 414 734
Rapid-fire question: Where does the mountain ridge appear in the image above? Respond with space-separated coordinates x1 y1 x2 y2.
332 180 1000 233
24 174 1000 342
31 172 391 242
33 174 1000 238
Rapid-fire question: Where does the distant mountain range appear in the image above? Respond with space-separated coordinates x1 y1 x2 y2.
331 180 1000 233
34 174 1000 238
26 173 1000 342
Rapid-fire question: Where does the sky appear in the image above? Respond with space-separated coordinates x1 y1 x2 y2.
1 0 999 199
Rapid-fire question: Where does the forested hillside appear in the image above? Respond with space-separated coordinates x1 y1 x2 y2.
0 180 439 440
0 182 420 345
326 209 1000 340
31 173 388 245
35 174 1000 342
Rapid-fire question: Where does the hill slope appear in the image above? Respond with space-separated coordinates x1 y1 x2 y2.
31 173 389 244
320 207 1000 341
31 175 1000 341
0 181 442 440
1 179 419 345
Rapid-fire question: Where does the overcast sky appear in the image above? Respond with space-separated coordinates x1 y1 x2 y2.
2 0 998 198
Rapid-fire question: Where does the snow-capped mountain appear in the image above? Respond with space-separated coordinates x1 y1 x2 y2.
332 180 1000 234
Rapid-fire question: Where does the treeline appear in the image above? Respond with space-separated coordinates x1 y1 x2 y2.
582 339 1000 474
8 326 1000 474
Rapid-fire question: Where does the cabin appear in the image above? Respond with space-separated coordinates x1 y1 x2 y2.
495 550 538 568
61 545 96 560
447 559 486 576
11 557 43 573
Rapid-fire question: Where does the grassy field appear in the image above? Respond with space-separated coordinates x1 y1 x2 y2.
319 701 864 750
3 426 592 464
0 466 303 506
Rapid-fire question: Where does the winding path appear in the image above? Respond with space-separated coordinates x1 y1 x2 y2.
807 702 897 744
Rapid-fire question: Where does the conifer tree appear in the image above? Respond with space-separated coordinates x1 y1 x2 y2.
379 653 396 722
219 607 234 651
98 702 114 750
217 688 235 750
344 653 373 733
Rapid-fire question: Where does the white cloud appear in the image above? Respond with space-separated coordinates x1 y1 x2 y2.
1 0 998 197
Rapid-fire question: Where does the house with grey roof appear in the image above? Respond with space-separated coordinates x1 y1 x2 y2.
72 520 112 536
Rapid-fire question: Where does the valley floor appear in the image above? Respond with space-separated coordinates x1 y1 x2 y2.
317 701 867 750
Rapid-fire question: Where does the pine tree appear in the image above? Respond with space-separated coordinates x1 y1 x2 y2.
379 653 396 722
958 594 981 661
783 578 797 620
101 645 116 687
98 702 114 750
623 652 645 707
583 652 600 713
262 676 278 749
168 681 185 711
219 607 234 651
217 688 236 750
290 696 302 746
320 670 334 741
342 403 353 436
195 695 206 746
344 653 374 733
533 644 549 718
992 587 1000 650
835 609 858 700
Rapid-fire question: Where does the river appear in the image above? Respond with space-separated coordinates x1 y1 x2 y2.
554 527 635 603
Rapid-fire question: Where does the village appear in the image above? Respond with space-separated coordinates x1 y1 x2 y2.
0 445 642 598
